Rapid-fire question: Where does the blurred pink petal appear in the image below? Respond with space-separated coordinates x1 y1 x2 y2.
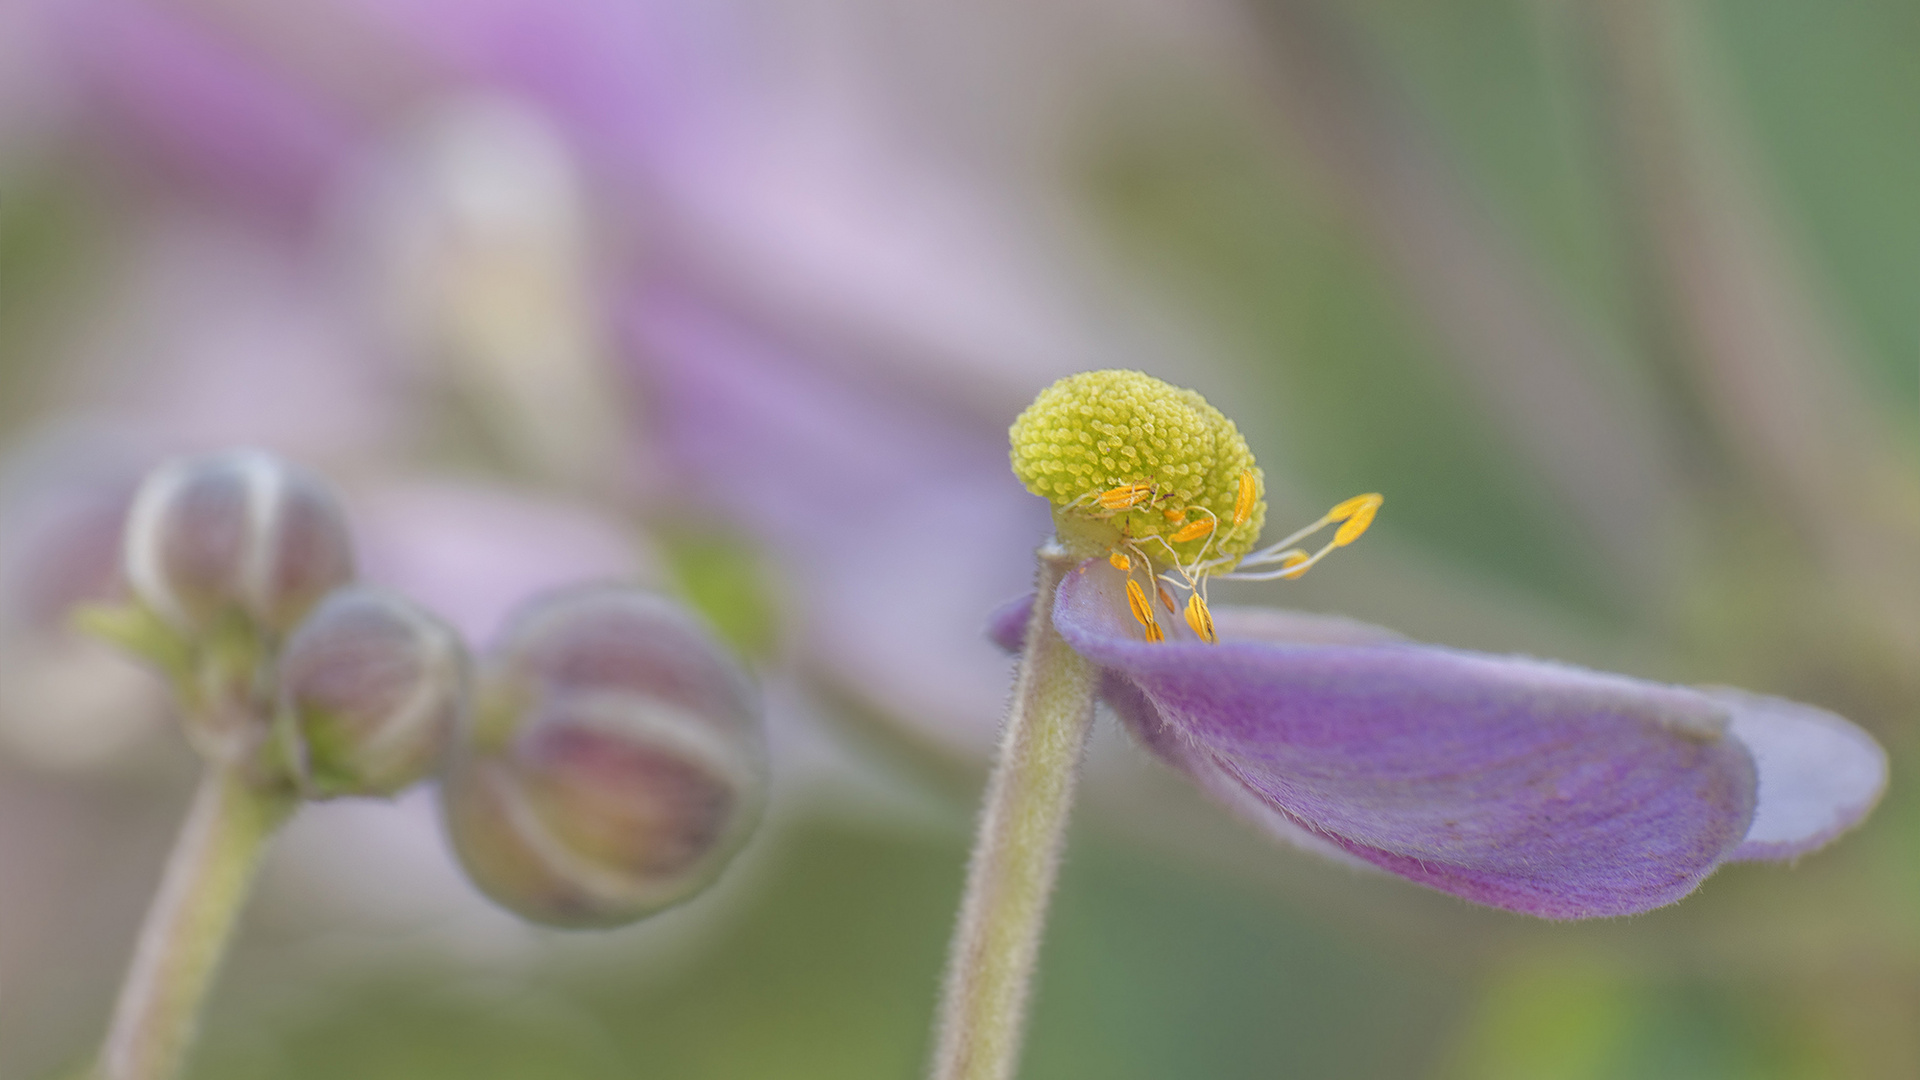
59 221 403 460
353 480 653 646
635 291 1050 755
64 0 363 222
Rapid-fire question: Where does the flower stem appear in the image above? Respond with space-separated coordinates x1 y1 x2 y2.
931 545 1098 1080
96 767 295 1080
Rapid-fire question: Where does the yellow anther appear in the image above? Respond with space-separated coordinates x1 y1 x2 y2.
1108 552 1131 573
1169 518 1215 544
1157 584 1177 614
1097 483 1156 512
1183 592 1217 644
1278 551 1312 579
1331 493 1383 547
1125 578 1163 643
1233 471 1257 528
1327 492 1382 522
1164 507 1187 524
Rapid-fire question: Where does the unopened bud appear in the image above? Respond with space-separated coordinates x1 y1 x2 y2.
277 586 467 798
123 450 355 637
442 587 766 928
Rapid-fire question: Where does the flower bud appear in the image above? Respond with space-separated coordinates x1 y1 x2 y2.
122 449 355 637
277 586 467 798
441 587 766 928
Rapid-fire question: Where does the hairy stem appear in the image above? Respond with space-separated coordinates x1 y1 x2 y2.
97 767 294 1080
930 545 1098 1080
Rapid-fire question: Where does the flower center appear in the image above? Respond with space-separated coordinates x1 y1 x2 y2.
1009 370 1265 565
1010 370 1381 645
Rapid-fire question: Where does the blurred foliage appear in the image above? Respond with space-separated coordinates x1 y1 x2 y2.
186 819 1458 1080
0 163 96 428
1439 952 1845 1080
1081 101 1625 622
1079 0 1920 1074
656 524 783 664
1707 0 1920 409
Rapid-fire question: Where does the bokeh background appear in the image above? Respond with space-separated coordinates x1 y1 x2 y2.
0 0 1916 1077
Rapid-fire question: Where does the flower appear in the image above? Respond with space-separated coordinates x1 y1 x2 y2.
1007 369 1380 645
991 372 1887 919
989 546 1889 920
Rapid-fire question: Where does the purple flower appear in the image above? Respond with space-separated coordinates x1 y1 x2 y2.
989 560 1886 919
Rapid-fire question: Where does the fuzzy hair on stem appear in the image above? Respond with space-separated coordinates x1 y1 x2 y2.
929 544 1098 1080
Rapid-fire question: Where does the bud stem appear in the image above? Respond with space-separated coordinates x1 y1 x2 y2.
930 544 1098 1080
96 767 295 1080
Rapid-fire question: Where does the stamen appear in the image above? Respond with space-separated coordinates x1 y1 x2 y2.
1214 559 1300 581
1183 593 1217 644
1327 493 1382 521
1240 523 1333 568
1008 374 1376 619
1217 505 1377 583
1125 578 1165 642
1232 493 1385 571
1331 493 1383 547
1141 534 1189 575
1169 518 1215 544
1097 483 1156 512
1225 548 1323 582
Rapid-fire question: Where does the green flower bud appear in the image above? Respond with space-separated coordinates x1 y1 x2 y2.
277 586 467 798
442 587 766 928
122 450 356 638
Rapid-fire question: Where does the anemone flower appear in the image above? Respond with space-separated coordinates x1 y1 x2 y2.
929 369 1888 1080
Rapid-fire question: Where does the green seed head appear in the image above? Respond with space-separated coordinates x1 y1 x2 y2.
1010 370 1265 566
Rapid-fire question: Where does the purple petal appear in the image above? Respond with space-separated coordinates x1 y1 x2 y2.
1052 561 1761 918
62 0 362 222
343 0 731 174
1711 688 1888 861
60 0 732 228
988 592 1436 870
985 593 1035 655
77 224 404 458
